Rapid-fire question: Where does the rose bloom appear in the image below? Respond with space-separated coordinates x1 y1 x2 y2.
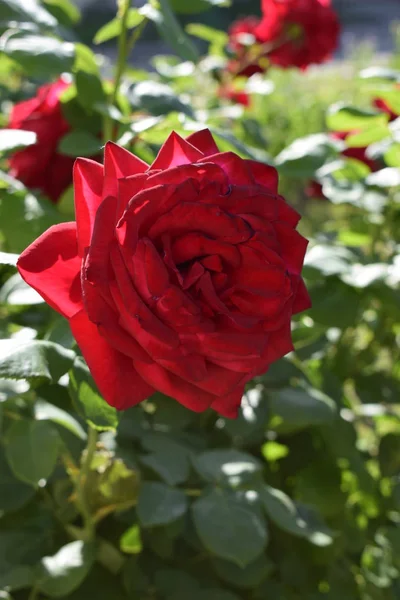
7 77 75 203
18 130 310 418
255 0 340 70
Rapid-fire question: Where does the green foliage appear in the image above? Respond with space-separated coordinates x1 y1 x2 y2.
0 0 399 598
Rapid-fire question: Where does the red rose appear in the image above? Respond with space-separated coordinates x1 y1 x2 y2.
255 0 340 70
17 130 310 418
8 77 75 203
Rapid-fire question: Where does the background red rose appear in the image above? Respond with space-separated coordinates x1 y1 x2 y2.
255 0 340 69
17 129 310 418
7 77 75 203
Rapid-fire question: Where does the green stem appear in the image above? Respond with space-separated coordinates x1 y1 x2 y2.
76 425 98 540
103 0 132 144
28 586 40 600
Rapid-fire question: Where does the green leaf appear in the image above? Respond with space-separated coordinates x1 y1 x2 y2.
42 0 80 26
269 387 336 433
0 340 76 384
326 103 389 132
0 273 43 305
0 0 57 29
128 80 193 117
171 0 230 13
261 441 289 463
34 399 86 440
93 9 145 44
58 131 102 157
258 484 334 546
384 142 400 167
141 438 190 486
212 555 273 589
151 392 195 430
275 134 341 178
192 489 268 566
193 449 262 486
345 123 391 147
37 541 95 597
0 129 36 154
1 34 75 78
137 482 188 527
0 173 61 252
120 524 142 554
6 420 60 486
69 358 118 431
140 0 199 63
0 565 35 591
73 43 107 111
0 448 35 513
186 23 228 46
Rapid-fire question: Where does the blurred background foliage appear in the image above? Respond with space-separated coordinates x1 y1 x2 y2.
0 0 400 599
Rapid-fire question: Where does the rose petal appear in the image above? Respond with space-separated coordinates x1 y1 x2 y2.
150 131 204 170
103 142 148 199
17 223 82 318
292 277 312 314
186 129 220 156
246 160 279 193
73 158 104 255
210 387 244 418
134 361 214 412
69 310 154 410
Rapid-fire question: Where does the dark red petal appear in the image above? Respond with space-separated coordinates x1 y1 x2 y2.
292 278 312 314
84 195 117 287
73 158 104 255
273 222 309 275
69 310 154 410
150 132 204 170
258 321 294 366
17 223 82 319
186 129 220 156
210 387 244 418
103 142 148 198
148 203 252 245
202 152 253 185
245 160 279 193
171 234 241 269
134 361 214 412
131 238 169 302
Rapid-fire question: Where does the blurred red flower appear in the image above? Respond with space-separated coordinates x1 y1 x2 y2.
255 0 340 70
8 77 76 203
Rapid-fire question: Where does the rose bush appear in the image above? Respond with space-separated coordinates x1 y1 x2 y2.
17 129 310 417
7 77 76 203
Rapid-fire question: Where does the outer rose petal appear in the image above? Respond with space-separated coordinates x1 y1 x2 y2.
186 129 220 156
103 142 148 198
17 223 82 319
69 310 154 410
73 158 104 255
134 361 214 412
150 132 204 170
210 388 244 419
292 278 312 314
